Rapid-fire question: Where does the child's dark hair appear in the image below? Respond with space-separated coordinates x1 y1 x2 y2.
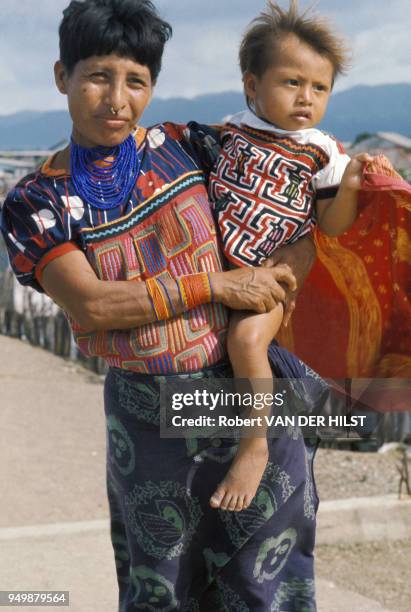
240 0 349 85
59 0 172 82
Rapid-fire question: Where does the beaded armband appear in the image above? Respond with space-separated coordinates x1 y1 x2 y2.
146 273 213 322
146 278 174 320
176 273 212 311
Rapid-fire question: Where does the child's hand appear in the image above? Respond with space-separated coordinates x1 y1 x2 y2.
340 153 375 192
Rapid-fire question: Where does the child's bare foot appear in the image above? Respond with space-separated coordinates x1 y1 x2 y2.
210 438 269 511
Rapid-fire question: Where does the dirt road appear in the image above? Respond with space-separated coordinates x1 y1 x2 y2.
1 334 402 612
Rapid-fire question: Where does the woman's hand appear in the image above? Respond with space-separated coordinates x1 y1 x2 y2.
210 265 296 314
262 235 316 326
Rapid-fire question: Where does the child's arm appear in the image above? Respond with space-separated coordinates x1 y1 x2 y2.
316 153 374 237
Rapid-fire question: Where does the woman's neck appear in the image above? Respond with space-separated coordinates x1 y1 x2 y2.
46 126 145 174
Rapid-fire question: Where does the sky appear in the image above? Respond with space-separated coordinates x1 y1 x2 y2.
0 0 410 115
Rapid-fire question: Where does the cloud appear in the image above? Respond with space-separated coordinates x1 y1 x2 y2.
156 24 241 98
0 0 64 113
0 59 17 86
0 0 409 113
344 22 411 90
155 0 411 98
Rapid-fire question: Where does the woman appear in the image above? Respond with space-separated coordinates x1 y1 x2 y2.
1 1 323 610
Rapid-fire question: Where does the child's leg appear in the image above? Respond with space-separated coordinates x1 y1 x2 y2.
210 304 283 511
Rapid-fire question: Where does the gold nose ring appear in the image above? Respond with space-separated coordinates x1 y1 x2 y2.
110 106 120 116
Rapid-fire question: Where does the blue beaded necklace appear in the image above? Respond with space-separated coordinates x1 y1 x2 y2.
70 133 141 210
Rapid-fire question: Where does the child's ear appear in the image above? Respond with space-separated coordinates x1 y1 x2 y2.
243 72 258 102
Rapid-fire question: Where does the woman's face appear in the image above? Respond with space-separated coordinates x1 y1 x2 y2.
54 54 153 148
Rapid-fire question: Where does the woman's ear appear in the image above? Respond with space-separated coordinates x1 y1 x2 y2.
54 61 68 94
147 78 155 105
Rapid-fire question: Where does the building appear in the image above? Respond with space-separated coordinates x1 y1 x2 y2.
347 132 411 181
0 143 67 203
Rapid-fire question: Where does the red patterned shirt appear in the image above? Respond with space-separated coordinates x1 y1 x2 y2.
1 123 229 374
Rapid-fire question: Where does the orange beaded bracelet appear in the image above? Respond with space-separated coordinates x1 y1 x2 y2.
177 273 212 311
146 273 213 321
146 277 172 320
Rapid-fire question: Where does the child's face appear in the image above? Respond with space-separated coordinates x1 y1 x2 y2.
244 34 334 131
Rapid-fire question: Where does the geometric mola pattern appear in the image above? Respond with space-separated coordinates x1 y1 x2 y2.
209 124 330 267
75 175 228 374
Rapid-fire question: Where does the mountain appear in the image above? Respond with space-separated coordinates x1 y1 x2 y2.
320 84 411 141
0 111 72 151
0 83 410 149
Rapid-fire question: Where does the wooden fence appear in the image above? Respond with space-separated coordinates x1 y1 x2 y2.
0 258 107 375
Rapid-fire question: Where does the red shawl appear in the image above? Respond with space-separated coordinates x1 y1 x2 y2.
278 156 411 410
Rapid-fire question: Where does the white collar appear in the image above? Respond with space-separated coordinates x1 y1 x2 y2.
228 109 317 137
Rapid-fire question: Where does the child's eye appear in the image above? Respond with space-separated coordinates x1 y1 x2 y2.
286 79 299 86
314 84 328 92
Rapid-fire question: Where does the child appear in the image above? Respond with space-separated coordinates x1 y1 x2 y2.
208 0 373 512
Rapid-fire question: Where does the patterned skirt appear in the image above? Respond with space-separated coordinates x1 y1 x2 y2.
104 344 327 611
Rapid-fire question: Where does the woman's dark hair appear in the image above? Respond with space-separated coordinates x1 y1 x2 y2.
59 0 172 82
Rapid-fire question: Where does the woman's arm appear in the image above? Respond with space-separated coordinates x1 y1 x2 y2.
263 233 316 326
40 249 297 331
